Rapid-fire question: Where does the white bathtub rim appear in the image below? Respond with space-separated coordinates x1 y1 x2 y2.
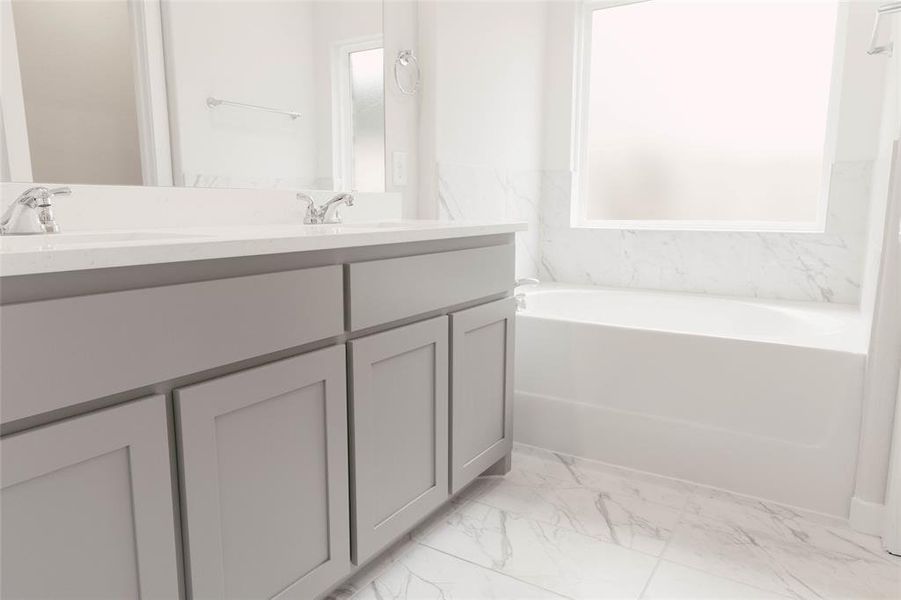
518 283 867 354
522 281 860 311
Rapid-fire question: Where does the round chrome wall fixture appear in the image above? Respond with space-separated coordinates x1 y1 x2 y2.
394 49 420 95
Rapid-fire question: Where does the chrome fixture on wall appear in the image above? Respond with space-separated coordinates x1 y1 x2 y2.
514 277 539 311
393 49 420 95
868 2 901 56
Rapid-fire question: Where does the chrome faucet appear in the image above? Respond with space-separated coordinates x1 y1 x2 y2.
514 277 539 311
0 186 71 235
297 192 355 224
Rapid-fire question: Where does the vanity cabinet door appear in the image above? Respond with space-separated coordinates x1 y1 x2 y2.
0 395 180 600
349 316 449 564
450 298 515 493
175 346 350 600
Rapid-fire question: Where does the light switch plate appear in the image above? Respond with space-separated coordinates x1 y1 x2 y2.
392 151 408 186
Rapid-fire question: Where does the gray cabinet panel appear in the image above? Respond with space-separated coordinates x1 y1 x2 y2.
450 298 515 493
347 244 514 331
175 346 350 600
349 317 449 564
0 395 180 599
2 266 344 425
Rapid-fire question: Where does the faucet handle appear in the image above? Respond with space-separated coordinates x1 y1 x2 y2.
322 192 354 224
16 186 70 206
47 187 71 199
297 191 354 225
297 192 319 224
333 192 354 207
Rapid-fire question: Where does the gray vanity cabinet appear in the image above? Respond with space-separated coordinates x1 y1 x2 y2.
449 298 516 493
0 235 520 600
349 316 450 564
0 395 180 600
174 346 350 600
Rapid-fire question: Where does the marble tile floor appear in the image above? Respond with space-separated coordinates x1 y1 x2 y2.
328 444 901 600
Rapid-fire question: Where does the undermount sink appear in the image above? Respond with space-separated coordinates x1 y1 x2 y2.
0 231 207 251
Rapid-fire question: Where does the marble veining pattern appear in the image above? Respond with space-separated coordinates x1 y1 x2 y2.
538 162 871 304
436 160 872 303
332 444 900 600
437 163 542 279
180 171 324 190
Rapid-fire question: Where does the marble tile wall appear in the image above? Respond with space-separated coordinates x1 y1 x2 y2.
436 161 873 303
180 171 323 190
437 162 542 280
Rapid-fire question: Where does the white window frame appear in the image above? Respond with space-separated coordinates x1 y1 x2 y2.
571 0 849 233
129 0 173 187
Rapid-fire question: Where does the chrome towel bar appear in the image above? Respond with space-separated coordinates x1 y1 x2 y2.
206 96 301 120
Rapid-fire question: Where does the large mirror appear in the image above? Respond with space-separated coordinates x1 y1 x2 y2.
1 0 386 192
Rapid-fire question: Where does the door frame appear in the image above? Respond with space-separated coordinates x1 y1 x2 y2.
128 0 173 186
331 34 384 191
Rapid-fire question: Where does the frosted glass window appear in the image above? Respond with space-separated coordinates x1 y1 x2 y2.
350 47 385 192
582 1 839 225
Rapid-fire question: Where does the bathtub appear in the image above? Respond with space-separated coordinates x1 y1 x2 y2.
514 284 867 517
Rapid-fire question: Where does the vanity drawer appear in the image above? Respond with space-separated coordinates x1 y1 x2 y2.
347 244 514 331
0 266 343 424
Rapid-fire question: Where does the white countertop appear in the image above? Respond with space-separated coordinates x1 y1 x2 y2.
0 221 527 277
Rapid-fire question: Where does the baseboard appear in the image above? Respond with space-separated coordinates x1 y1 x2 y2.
849 496 885 535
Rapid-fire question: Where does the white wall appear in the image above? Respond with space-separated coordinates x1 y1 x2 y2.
11 0 143 186
0 112 10 183
384 0 420 218
853 28 901 531
427 2 546 170
418 0 548 276
163 0 321 189
883 367 901 551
